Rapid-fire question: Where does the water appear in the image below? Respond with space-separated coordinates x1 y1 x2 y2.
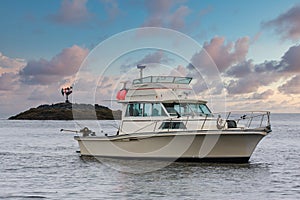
0 114 299 199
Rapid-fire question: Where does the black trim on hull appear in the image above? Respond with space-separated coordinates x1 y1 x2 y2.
78 154 250 163
175 157 250 163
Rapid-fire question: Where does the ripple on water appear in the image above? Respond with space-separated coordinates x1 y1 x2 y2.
0 117 300 199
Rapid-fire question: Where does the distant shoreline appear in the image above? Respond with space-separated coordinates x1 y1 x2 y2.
8 102 122 120
7 108 300 120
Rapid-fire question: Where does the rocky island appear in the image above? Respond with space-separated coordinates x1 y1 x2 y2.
9 103 122 120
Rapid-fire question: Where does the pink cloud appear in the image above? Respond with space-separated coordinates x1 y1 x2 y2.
20 45 89 85
187 38 300 97
168 6 191 30
203 36 250 72
0 72 19 91
262 4 300 41
0 52 26 73
100 0 122 21
142 0 174 27
49 0 92 25
142 0 190 30
169 65 188 76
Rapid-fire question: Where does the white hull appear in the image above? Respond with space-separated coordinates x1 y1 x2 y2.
75 130 267 163
69 74 272 163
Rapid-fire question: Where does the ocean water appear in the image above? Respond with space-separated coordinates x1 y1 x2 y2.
0 114 299 199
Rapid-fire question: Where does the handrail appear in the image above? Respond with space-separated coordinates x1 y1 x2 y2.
201 115 207 130
123 111 271 134
220 111 271 129
129 116 180 134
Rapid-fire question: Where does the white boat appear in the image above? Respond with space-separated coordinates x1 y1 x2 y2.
73 68 271 163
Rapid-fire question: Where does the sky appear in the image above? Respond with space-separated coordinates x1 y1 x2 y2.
0 0 300 118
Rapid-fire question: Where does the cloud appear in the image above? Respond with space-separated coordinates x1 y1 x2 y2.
0 52 26 73
49 0 92 25
27 86 62 102
279 44 300 72
203 36 250 72
226 74 273 95
20 45 89 85
142 0 190 31
142 0 174 27
225 60 279 95
139 51 170 65
262 4 300 41
183 36 251 97
169 65 188 76
251 89 274 100
252 44 300 73
0 72 19 91
0 53 26 91
120 50 172 72
183 36 300 98
0 46 91 117
278 75 300 94
224 43 300 96
254 60 280 73
251 32 262 44
100 0 122 22
168 5 191 30
226 60 252 78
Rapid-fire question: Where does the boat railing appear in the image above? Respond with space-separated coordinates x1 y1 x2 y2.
129 111 271 134
155 111 270 132
217 111 271 130
132 76 192 85
151 115 211 132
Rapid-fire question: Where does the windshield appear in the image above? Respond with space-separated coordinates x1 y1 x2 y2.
188 104 211 115
163 103 212 117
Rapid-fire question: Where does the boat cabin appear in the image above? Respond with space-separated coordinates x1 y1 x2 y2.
117 76 215 134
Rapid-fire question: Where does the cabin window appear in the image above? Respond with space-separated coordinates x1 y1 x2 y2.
163 103 180 116
174 103 190 116
126 103 142 117
152 103 167 116
153 76 174 83
163 103 212 117
199 104 211 115
174 77 192 84
125 103 167 117
143 103 152 116
187 103 212 116
159 122 186 129
163 103 189 117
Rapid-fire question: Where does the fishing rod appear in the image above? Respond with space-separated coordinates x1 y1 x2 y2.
60 129 79 133
60 127 96 136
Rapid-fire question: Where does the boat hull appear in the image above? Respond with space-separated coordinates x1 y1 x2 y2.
74 131 266 163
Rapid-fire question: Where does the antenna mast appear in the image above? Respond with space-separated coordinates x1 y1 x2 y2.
137 64 146 79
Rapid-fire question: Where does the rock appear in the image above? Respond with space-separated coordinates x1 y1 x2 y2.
8 102 122 120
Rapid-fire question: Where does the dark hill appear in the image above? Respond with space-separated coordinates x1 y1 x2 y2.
8 103 122 120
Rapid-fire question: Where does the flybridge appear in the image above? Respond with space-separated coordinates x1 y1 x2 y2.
125 75 194 102
132 76 192 85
